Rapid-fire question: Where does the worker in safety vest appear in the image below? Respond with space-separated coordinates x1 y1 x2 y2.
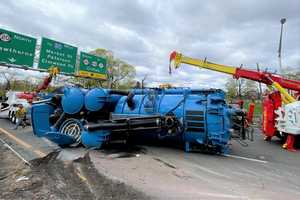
246 97 255 125
12 104 27 130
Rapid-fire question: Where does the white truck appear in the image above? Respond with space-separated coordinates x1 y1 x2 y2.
0 67 61 125
0 91 31 124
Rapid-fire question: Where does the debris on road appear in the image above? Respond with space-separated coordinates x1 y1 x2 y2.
15 176 30 182
0 143 149 200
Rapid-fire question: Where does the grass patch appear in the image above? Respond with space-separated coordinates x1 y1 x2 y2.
244 100 262 116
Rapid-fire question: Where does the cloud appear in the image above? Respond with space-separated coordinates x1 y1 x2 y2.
0 0 299 89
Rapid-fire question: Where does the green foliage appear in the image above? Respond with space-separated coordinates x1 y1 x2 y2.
69 77 103 89
225 77 259 100
0 88 5 99
0 79 38 99
0 80 32 92
244 100 262 116
225 78 238 100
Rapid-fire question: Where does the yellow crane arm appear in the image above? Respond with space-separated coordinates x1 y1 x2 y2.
170 51 237 75
169 51 297 104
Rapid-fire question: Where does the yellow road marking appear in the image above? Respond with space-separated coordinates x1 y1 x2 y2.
34 149 47 157
0 128 32 149
0 127 46 158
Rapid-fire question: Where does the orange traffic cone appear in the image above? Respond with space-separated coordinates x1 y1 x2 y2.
282 134 296 152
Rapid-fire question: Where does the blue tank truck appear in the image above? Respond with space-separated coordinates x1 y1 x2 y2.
31 86 248 153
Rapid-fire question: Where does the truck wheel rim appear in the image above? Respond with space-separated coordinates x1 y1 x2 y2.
59 119 82 147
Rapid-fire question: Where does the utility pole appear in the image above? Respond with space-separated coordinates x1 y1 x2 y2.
278 18 286 74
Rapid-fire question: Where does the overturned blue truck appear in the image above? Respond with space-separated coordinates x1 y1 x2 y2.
31 86 248 154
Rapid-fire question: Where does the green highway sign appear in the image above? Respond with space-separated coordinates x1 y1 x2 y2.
0 28 37 67
38 37 77 74
79 52 107 79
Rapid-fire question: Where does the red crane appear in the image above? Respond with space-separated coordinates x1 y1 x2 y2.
169 51 300 151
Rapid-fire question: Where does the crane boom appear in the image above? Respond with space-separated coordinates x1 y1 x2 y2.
35 67 60 93
169 51 300 103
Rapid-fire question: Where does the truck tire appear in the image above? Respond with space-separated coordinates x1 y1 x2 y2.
11 112 16 124
8 111 12 120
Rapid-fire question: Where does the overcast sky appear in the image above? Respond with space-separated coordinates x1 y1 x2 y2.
0 0 299 88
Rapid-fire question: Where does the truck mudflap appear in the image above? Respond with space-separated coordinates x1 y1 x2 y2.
44 131 76 146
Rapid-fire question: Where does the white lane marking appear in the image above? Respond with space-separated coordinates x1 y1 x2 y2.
194 192 248 199
225 154 268 164
196 165 231 179
0 137 31 166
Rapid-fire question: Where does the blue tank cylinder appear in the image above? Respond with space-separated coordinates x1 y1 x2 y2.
113 88 231 152
81 130 110 148
85 88 108 111
62 87 85 114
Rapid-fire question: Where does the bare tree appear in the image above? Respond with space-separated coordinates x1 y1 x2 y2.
237 79 245 98
0 71 16 90
141 74 148 89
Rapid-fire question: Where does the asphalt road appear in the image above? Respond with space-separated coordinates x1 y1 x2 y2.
0 118 299 199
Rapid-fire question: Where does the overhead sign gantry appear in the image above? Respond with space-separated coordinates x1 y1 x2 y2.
79 52 107 79
0 28 36 67
38 37 78 74
0 28 108 80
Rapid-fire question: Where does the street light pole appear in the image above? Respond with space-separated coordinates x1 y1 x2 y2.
278 18 286 74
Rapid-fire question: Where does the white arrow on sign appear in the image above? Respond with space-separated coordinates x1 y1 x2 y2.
8 57 16 63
